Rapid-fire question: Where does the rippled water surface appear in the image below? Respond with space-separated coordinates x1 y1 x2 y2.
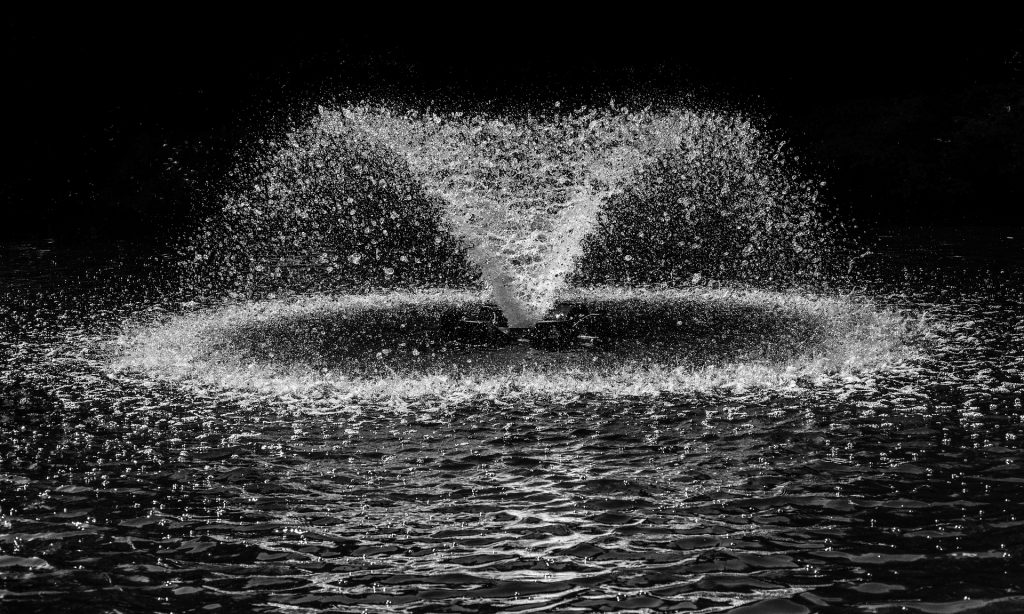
2 231 1023 613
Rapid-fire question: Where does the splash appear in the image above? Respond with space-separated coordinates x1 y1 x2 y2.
113 287 915 404
343 106 691 325
182 104 835 327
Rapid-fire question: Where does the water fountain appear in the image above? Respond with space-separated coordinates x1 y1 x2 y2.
187 104 834 308
342 104 690 327
124 103 896 402
11 101 1019 614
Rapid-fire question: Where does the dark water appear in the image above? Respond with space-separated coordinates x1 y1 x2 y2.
2 230 1023 613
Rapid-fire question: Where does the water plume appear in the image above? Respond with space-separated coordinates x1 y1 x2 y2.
344 105 689 325
182 104 836 327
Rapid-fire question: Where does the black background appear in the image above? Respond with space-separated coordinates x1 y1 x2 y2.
3 14 1022 243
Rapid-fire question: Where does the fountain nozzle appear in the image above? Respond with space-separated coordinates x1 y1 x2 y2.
458 303 609 350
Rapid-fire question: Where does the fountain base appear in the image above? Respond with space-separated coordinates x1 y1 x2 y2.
457 303 610 350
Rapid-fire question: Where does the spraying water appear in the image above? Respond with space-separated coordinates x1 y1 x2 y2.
184 104 834 327
343 105 691 325
11 97 1010 614
120 102 889 404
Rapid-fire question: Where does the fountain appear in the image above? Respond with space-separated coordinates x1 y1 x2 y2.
112 102 901 403
182 104 835 325
11 99 1018 614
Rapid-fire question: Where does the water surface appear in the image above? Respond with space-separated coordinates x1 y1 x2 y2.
1 231 1022 613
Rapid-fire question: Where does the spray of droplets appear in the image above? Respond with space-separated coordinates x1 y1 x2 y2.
345 105 693 325
114 286 914 403
181 104 840 325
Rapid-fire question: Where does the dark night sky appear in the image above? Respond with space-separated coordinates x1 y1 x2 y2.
2 14 1022 242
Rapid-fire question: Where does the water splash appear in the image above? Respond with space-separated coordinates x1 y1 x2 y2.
182 104 836 326
343 106 690 325
5 86 1021 612
113 286 915 404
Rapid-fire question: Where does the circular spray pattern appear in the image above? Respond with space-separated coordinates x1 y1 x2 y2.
113 287 914 403
152 103 877 403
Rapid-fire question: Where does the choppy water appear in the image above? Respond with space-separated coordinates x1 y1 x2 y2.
2 232 1023 613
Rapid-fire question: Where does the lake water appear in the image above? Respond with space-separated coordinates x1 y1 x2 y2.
1 228 1022 613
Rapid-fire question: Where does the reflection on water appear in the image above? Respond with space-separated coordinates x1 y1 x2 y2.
2 237 1024 613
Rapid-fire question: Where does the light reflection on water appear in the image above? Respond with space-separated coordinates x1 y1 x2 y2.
1 238 1023 613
